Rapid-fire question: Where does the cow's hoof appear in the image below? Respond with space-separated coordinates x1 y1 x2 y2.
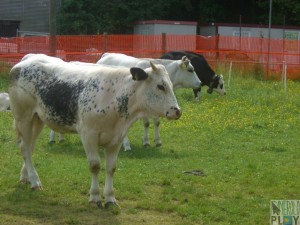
143 143 150 147
58 140 65 143
31 186 42 191
89 200 103 209
155 143 162 147
105 202 120 214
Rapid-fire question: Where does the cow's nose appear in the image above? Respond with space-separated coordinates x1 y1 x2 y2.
194 80 201 89
175 107 182 118
166 107 182 120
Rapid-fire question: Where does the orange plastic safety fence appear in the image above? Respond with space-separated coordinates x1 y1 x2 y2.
1 34 300 79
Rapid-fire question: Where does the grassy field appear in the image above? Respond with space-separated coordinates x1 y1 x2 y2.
0 67 299 225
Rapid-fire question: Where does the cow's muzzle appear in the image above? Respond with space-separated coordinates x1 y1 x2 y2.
166 107 182 120
207 88 213 94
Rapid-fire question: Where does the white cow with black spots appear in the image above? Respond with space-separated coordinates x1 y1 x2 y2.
9 53 181 209
97 53 201 150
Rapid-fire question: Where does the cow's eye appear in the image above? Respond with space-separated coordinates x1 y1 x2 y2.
157 84 165 91
188 69 194 73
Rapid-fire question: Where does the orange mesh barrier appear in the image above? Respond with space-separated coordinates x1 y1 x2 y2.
1 34 300 79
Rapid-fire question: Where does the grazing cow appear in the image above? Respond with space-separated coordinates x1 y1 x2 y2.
0 92 10 111
160 51 226 100
97 52 200 150
9 53 181 208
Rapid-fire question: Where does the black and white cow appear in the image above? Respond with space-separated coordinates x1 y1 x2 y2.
160 51 226 100
8 54 181 208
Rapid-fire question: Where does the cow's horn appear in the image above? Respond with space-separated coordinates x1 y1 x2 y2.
150 61 157 71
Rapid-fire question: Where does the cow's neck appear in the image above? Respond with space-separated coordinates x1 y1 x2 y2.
164 63 177 85
113 82 149 136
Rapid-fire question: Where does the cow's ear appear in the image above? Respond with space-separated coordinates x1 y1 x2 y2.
180 56 190 69
182 56 188 61
130 67 148 81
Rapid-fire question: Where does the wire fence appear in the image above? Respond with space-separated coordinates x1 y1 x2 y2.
0 34 300 79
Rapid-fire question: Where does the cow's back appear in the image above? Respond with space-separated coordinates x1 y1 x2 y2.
98 53 143 67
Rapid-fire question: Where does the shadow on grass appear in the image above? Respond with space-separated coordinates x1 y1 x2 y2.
1 184 122 225
44 138 186 160
43 139 85 157
119 145 185 160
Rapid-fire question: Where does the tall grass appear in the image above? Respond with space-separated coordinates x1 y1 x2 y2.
0 67 299 225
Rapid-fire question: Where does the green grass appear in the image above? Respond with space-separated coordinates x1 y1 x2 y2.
0 69 299 225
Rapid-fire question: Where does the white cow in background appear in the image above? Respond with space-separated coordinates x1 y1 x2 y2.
97 53 201 150
0 92 10 111
9 53 181 208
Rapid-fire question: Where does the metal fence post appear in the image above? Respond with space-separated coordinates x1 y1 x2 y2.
162 33 166 54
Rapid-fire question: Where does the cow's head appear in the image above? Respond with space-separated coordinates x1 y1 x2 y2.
172 56 201 89
207 74 226 95
130 62 181 120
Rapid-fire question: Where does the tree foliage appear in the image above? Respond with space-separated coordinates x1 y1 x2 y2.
57 0 300 35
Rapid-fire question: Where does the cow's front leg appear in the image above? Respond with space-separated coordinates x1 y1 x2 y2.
195 91 201 101
193 87 201 101
81 132 102 208
104 147 121 208
142 118 150 146
153 118 161 147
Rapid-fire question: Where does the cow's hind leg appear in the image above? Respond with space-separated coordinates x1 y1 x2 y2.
17 113 44 189
153 118 161 147
81 131 102 208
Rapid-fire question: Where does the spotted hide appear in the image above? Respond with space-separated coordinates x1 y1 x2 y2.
8 54 181 208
